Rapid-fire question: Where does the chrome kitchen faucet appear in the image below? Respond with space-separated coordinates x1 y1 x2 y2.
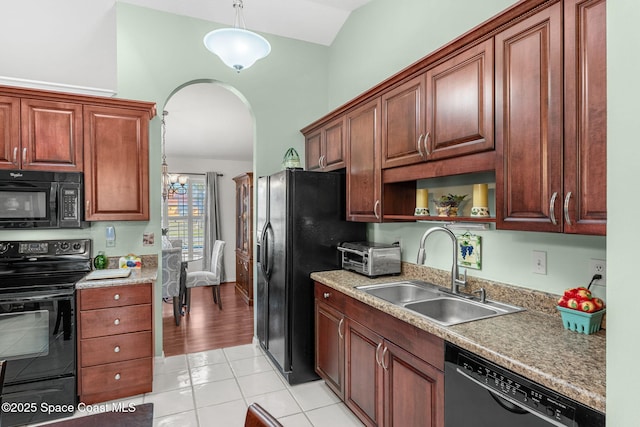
416 226 467 294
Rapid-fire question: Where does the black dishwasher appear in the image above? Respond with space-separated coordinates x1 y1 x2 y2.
444 343 605 427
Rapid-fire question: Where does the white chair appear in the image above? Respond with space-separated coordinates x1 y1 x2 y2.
185 240 225 312
162 247 183 325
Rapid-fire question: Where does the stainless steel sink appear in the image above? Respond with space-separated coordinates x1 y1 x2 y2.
356 281 443 304
356 280 523 326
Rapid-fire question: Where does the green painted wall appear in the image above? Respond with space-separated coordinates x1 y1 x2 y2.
606 1 637 425
113 3 330 356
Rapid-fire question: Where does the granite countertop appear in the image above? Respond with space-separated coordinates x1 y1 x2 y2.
311 265 606 413
76 267 158 289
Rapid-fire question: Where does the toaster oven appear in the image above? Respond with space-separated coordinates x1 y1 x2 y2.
338 242 401 277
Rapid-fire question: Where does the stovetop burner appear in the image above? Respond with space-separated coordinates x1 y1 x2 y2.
0 239 92 292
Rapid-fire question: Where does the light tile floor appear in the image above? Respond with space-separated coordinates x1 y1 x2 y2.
38 342 364 427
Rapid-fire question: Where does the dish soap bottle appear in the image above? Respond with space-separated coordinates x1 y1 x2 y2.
93 251 107 270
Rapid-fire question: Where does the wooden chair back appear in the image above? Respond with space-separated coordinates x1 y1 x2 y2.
244 403 283 427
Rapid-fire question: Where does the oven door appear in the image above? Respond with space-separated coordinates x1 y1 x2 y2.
0 180 56 228
0 288 76 426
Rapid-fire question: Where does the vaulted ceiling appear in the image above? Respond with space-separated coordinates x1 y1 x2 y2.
125 0 372 162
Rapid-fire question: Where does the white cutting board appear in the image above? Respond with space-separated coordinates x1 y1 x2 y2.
84 269 132 280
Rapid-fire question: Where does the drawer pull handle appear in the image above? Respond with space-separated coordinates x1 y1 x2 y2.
323 292 330 299
114 346 120 353
114 318 120 326
114 373 121 380
114 294 120 301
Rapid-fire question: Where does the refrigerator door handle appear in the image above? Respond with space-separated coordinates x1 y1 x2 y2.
259 225 268 277
264 223 274 280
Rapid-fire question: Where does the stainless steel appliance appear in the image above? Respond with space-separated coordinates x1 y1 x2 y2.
338 241 401 277
0 239 91 427
0 170 86 229
445 342 605 427
256 170 366 385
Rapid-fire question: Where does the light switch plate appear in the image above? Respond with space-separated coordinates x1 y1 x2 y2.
532 250 547 275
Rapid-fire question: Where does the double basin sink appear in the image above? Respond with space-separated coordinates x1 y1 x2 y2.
356 280 523 326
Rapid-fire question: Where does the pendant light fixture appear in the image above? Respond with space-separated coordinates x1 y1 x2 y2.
161 111 187 202
203 0 271 73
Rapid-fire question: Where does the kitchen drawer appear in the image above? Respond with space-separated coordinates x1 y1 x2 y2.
79 283 152 310
80 357 152 396
79 304 151 339
80 331 152 367
315 282 346 312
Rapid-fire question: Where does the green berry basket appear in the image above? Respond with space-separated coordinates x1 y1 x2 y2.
557 306 605 335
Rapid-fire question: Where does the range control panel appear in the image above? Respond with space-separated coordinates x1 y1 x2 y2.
0 239 90 257
455 352 576 426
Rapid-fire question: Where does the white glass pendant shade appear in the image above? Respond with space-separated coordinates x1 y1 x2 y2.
203 28 271 72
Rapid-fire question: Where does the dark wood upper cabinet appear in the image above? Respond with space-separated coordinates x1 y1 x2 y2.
0 96 20 169
381 39 494 170
83 104 151 221
305 116 346 171
496 0 606 235
425 39 494 161
495 2 564 232
381 76 426 169
346 98 382 222
302 0 606 235
0 97 83 171
563 0 607 235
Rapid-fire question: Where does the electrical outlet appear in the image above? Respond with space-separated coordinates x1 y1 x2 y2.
589 259 606 286
532 250 547 275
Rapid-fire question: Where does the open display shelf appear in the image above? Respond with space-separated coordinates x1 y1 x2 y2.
384 214 496 222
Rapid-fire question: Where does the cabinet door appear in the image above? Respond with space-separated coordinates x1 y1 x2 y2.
345 319 383 427
305 117 346 172
83 105 150 221
495 3 563 232
381 75 426 169
315 300 345 399
20 99 83 171
383 340 444 427
346 98 382 222
323 116 346 171
0 96 20 169
563 0 607 235
426 39 494 161
305 129 322 171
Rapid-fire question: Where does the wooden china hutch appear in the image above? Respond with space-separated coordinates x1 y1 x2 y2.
233 172 253 304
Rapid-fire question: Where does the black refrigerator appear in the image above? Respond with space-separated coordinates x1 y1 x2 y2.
256 169 366 385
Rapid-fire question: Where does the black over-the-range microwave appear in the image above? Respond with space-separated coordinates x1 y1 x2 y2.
0 170 87 229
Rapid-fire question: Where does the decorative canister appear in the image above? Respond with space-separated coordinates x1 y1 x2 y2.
93 251 107 270
282 148 302 169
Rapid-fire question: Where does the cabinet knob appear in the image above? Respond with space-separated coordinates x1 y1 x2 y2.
114 318 120 326
114 346 121 353
323 292 330 299
114 373 121 381
114 294 120 301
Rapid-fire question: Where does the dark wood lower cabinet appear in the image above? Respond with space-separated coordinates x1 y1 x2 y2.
315 282 444 427
315 299 345 399
384 340 444 427
345 319 383 426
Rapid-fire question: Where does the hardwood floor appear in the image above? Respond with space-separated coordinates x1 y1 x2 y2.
162 282 254 357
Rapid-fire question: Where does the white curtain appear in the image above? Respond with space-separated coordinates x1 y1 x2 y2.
203 171 224 280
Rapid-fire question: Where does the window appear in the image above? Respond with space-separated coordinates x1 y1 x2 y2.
164 174 205 260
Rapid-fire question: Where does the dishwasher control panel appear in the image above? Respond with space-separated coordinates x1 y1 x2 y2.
456 352 575 426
